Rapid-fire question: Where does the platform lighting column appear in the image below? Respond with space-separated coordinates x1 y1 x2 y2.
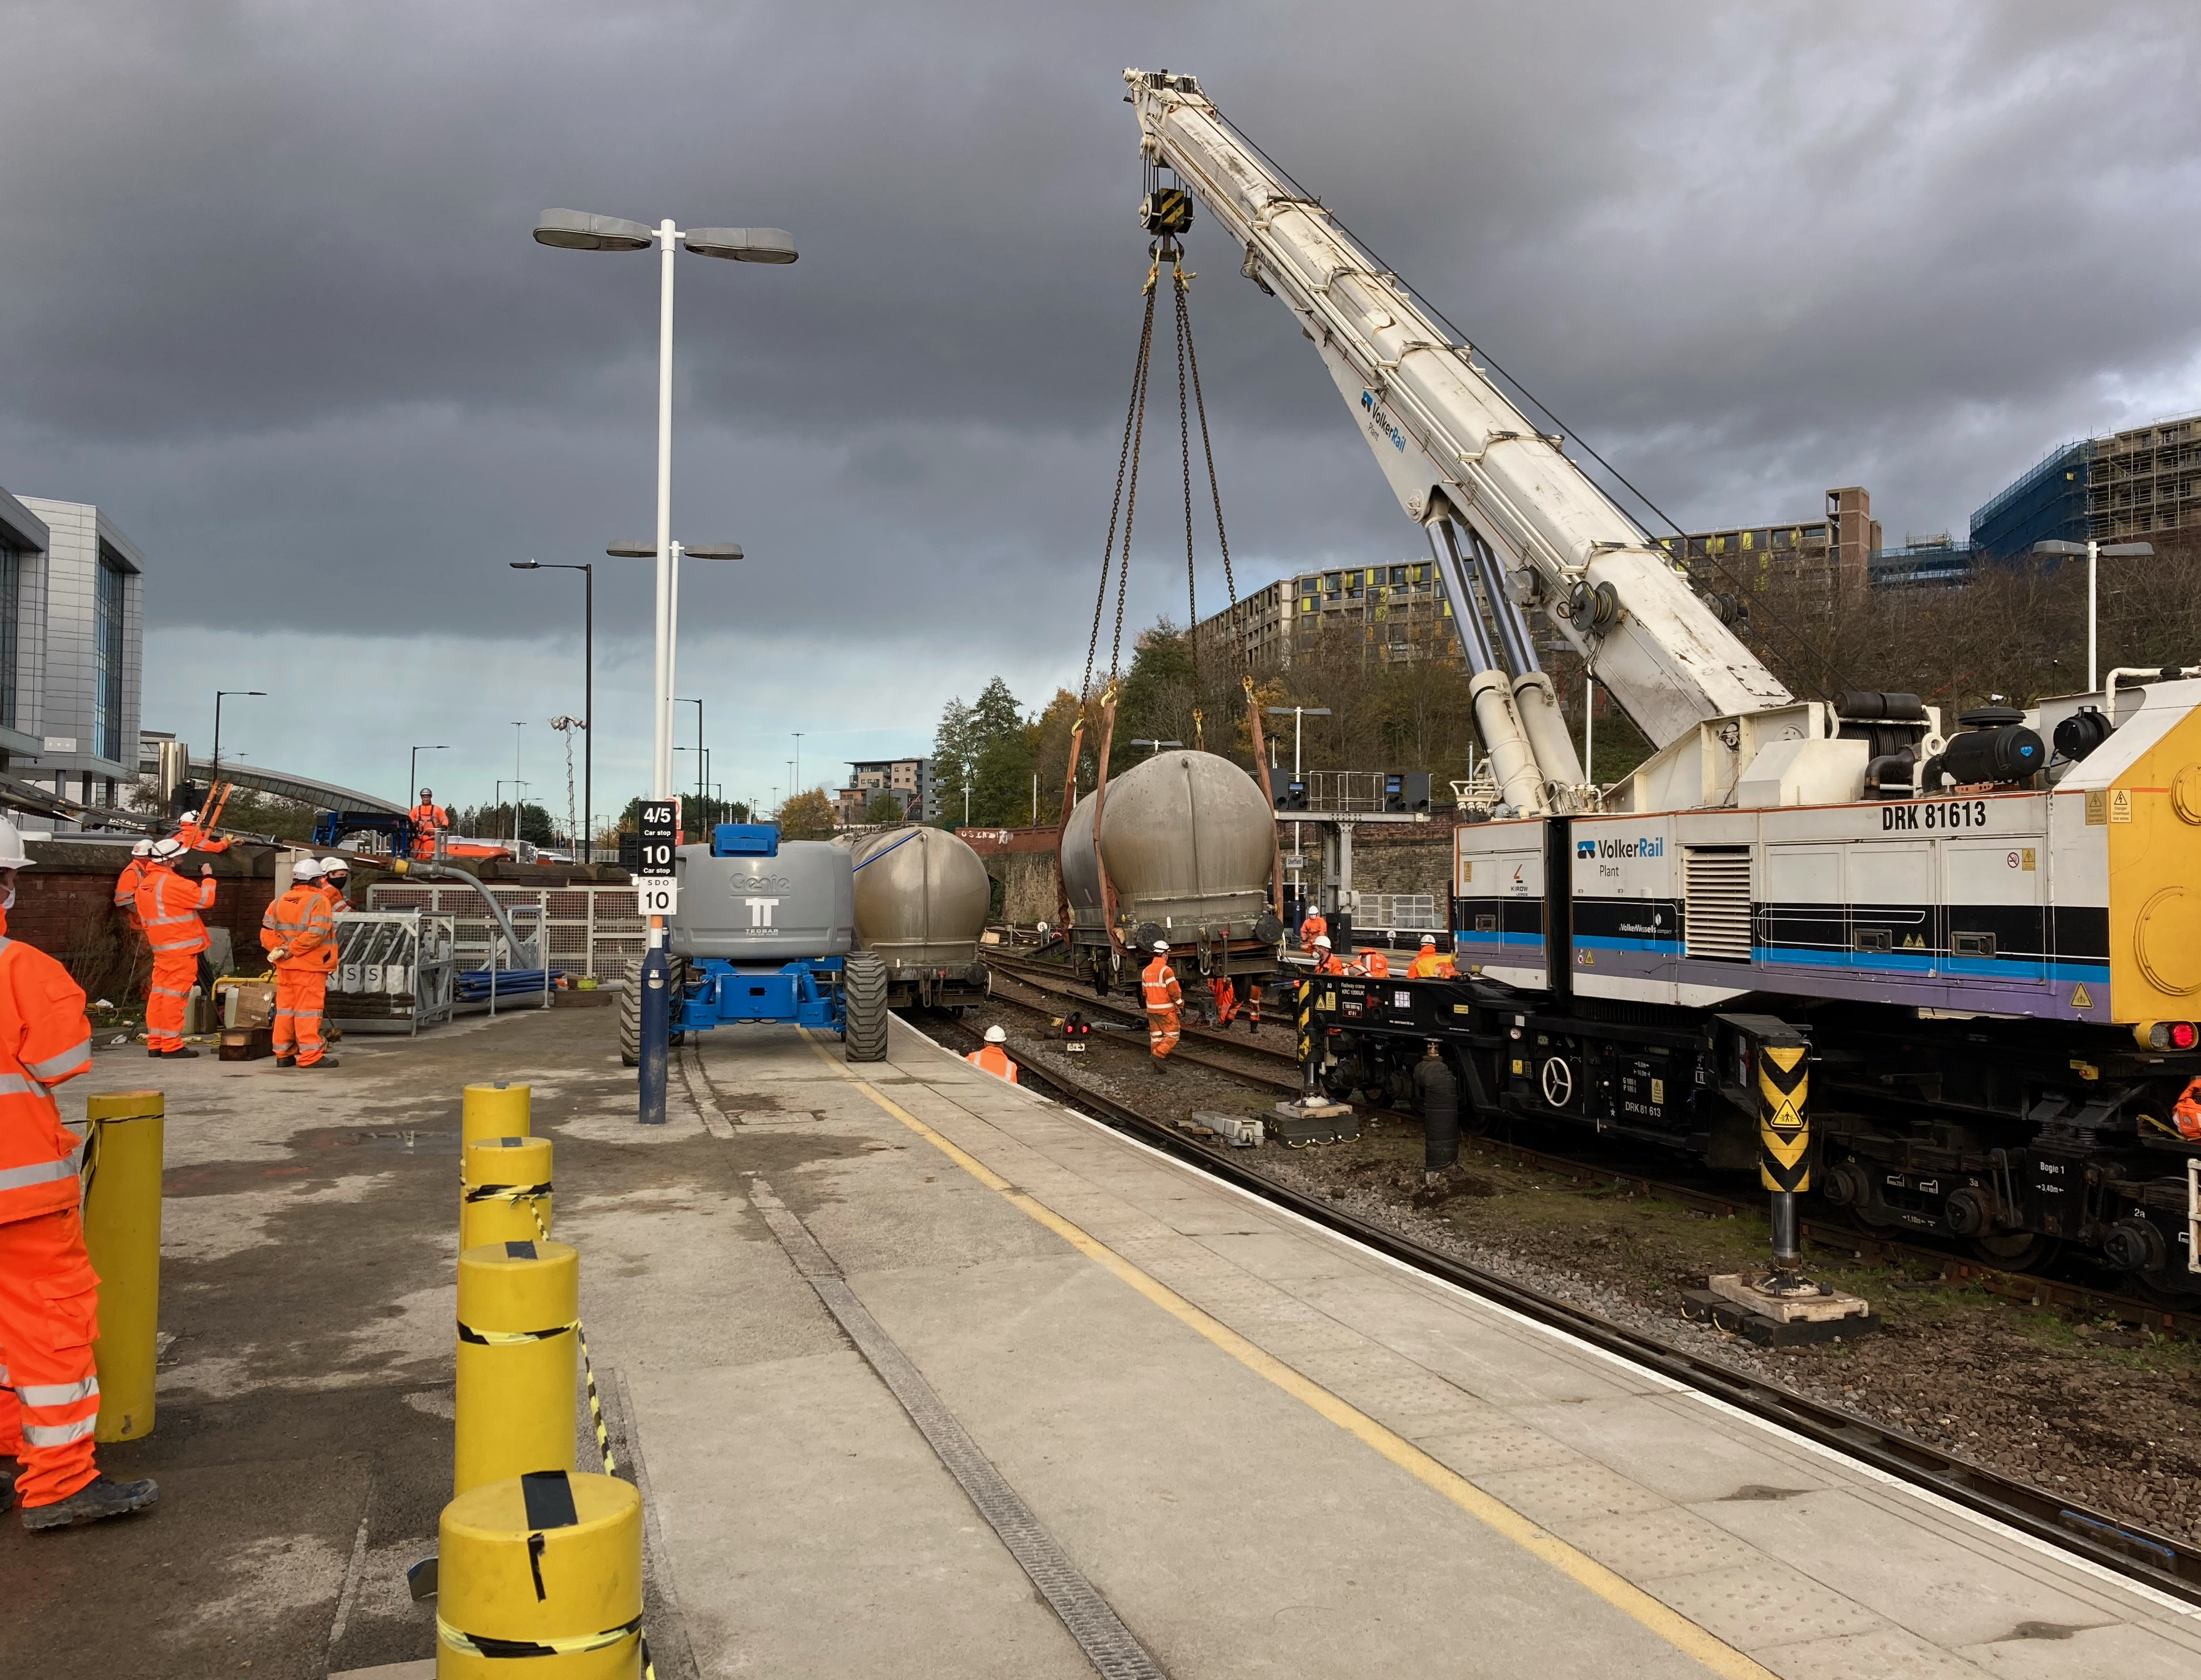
2034 538 2153 692
410 744 450 814
210 690 265 785
534 207 795 1126
507 560 593 858
1267 704 1329 910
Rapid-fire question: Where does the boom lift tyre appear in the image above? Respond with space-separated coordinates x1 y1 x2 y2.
619 953 687 1069
842 951 890 1063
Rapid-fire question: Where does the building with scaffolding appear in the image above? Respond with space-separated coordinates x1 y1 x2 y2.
1192 563 1463 672
1969 410 2201 562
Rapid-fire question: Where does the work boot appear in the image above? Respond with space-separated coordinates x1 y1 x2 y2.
0 1456 18 1513
300 1057 340 1070
146 1047 164 1058
159 1046 200 1060
274 1056 296 1068
21 1475 159 1531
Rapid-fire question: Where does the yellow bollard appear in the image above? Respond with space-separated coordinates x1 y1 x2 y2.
81 1091 164 1443
455 1239 577 1496
461 1136 554 1249
462 1081 531 1145
437 1470 642 1678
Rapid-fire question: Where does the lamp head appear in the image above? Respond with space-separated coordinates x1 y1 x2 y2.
533 209 654 252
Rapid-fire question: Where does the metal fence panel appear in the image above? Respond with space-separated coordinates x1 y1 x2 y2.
367 882 643 979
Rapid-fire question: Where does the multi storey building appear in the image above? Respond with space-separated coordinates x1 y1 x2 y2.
1653 486 1881 604
1191 562 1463 671
1970 410 2201 563
835 756 935 825
0 488 147 818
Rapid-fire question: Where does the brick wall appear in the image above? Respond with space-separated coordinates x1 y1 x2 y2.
17 839 283 996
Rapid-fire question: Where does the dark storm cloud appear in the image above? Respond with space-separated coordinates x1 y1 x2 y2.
5 0 2201 668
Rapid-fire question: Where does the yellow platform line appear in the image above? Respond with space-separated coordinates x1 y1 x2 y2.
800 1033 1775 1679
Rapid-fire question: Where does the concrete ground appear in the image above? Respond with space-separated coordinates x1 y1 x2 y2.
5 1001 2200 1678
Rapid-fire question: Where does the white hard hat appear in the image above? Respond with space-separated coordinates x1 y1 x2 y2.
0 820 30 870
151 837 187 861
418 788 433 799
1420 934 1437 946
290 858 323 881
984 1024 1007 1043
179 810 201 825
132 839 154 857
320 856 350 874
1313 934 1332 949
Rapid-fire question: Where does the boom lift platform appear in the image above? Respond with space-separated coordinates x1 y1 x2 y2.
1128 68 2201 1303
619 823 889 1067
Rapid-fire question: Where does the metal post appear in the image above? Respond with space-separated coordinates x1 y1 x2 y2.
2087 538 2099 694
667 542 683 768
641 218 678 1128
1296 979 1319 1104
1583 671 1594 785
1756 1031 1811 1288
583 563 593 863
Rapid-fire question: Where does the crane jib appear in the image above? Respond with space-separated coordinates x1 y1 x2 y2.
1123 69 1795 753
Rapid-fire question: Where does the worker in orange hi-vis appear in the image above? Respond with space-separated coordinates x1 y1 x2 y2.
0 816 161 1532
315 857 354 1048
112 840 154 930
1298 905 1328 951
1408 934 1455 979
1141 939 1183 1062
134 839 214 1059
963 1024 1019 1084
1310 934 1348 976
1244 979 1263 1034
262 860 338 1070
1208 973 1238 1027
170 808 230 855
1358 948 1392 979
408 789 450 859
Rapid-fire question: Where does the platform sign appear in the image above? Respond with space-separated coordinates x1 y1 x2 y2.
637 802 678 876
1282 853 1308 871
635 878 679 917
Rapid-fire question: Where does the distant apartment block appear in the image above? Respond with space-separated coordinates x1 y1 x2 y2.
1192 562 1462 672
1972 410 2201 562
835 756 935 826
1653 486 1881 603
0 488 146 820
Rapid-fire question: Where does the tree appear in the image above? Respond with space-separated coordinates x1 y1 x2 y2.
777 788 836 840
864 791 908 826
932 697 976 826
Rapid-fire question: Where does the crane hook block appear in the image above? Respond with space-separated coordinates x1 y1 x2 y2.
1142 186 1194 236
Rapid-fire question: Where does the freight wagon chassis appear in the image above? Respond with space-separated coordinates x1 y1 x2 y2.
1068 927 1281 1004
1300 971 2201 1301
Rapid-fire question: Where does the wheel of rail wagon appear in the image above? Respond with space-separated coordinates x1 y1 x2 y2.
843 951 890 1063
1969 1231 2059 1272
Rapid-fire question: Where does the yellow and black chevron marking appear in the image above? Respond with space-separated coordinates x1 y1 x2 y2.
1757 1043 1810 1193
463 1179 551 1206
1296 979 1315 1065
1142 185 1194 234
456 1320 576 1347
527 1203 618 1478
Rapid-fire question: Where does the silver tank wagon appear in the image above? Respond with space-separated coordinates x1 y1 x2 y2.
1059 749 1284 996
846 825 993 1009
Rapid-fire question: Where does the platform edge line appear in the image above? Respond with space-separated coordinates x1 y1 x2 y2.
800 1031 1778 1680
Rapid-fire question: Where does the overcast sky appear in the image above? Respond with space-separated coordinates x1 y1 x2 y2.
5 1 2199 818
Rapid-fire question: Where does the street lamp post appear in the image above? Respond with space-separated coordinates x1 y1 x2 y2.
537 207 794 1126
210 691 266 785
792 732 804 796
1266 704 1331 913
2033 539 2155 691
509 559 593 858
682 699 705 807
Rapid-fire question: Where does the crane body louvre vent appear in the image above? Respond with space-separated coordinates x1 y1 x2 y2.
1684 847 1754 963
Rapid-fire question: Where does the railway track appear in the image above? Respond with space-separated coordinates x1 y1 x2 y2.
988 950 2201 1341
922 1004 2201 1608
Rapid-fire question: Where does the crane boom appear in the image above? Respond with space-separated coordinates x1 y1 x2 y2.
1125 69 1793 757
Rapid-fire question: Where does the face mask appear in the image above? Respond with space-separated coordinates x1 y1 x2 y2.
1 886 14 911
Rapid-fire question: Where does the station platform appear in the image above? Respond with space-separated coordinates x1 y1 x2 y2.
8 1004 2199 1678
631 1017 2201 1679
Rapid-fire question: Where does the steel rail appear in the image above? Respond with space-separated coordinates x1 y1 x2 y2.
938 1019 2201 1608
989 952 2201 1339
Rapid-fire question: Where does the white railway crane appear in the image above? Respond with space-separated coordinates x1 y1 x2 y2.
1126 68 2201 1305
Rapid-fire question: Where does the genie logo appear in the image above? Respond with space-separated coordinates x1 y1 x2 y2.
1581 837 1664 861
